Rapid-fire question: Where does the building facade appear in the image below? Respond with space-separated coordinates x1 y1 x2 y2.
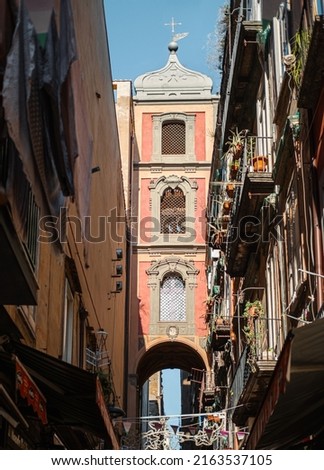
0 0 127 449
206 0 324 449
126 38 218 439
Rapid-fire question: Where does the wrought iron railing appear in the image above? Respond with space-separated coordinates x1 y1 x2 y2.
230 316 284 410
0 137 39 270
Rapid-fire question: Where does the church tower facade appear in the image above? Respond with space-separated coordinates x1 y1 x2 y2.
127 39 218 419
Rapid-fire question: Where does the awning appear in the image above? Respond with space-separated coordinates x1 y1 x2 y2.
246 318 324 449
1 340 120 449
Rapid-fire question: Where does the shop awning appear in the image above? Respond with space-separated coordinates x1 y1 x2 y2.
246 318 324 449
2 340 119 449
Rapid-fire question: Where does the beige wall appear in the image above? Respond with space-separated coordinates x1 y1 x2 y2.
5 0 128 411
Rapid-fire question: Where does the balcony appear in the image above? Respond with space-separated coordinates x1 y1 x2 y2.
225 137 274 277
230 316 283 426
199 370 216 412
221 1 263 143
298 16 324 109
207 317 231 352
0 138 39 305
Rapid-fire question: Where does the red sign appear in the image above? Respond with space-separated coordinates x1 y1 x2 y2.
15 358 47 425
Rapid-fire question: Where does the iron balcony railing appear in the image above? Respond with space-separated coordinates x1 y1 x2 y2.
0 137 39 270
230 316 285 411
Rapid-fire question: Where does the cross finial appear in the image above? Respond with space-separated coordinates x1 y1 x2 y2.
164 17 182 35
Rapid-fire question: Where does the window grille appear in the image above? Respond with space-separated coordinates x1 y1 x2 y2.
161 120 185 155
160 187 185 233
160 273 186 322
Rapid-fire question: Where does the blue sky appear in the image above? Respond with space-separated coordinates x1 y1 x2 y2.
104 0 226 93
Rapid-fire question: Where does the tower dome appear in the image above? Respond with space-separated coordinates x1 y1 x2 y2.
134 41 213 101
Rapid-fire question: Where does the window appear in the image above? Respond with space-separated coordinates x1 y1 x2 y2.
161 120 185 155
272 3 290 100
316 0 324 15
148 175 197 244
160 273 186 322
146 257 199 335
62 280 74 363
152 113 195 162
160 187 185 234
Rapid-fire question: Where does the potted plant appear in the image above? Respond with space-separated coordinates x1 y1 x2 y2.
252 155 268 172
226 183 234 198
229 160 240 179
222 198 232 214
225 128 246 158
221 215 230 230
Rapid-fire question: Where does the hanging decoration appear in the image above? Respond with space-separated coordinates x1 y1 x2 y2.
141 413 227 450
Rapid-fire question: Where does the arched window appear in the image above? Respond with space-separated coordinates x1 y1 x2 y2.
160 273 186 322
162 120 186 155
160 187 185 234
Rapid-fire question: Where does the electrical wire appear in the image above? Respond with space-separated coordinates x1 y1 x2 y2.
115 403 245 423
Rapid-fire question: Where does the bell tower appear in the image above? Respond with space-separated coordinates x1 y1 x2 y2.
127 36 218 421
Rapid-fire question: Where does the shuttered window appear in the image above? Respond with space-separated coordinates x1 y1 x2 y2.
160 274 186 322
161 120 185 155
160 188 185 234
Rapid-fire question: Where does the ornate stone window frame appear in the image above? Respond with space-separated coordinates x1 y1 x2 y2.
146 257 199 335
148 175 197 244
152 113 196 162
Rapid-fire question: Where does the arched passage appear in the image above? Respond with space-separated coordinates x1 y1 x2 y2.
136 340 208 387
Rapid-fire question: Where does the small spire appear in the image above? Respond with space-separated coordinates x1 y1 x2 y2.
164 17 189 54
164 17 182 37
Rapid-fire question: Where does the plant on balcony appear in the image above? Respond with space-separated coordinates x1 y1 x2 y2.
225 128 246 159
225 183 234 197
222 198 232 214
289 28 311 90
229 159 240 179
221 214 230 230
205 295 216 313
252 155 268 172
242 300 265 372
243 300 264 319
98 369 114 405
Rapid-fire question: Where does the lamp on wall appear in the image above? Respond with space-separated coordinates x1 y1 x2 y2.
111 281 122 293
113 248 123 260
111 265 123 277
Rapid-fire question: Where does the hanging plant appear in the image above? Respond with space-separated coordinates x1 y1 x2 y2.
289 29 312 90
242 300 265 372
243 300 264 319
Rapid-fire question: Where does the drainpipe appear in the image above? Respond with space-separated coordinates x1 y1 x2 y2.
277 220 288 337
